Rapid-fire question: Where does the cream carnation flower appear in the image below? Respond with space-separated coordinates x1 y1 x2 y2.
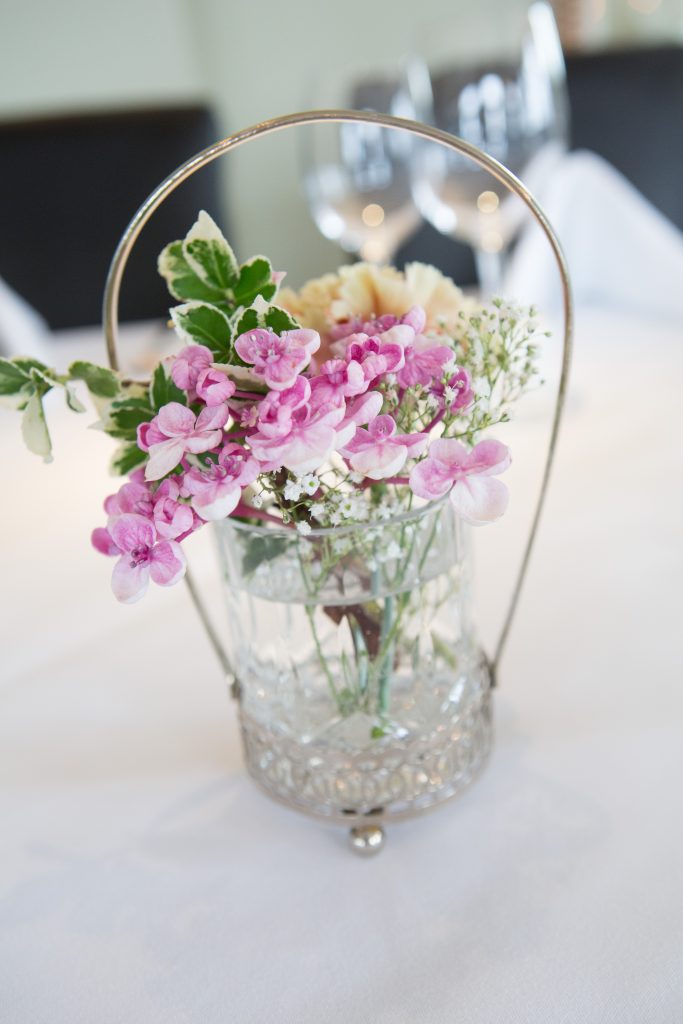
280 261 474 357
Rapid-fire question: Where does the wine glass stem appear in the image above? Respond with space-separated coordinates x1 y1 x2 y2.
474 248 504 298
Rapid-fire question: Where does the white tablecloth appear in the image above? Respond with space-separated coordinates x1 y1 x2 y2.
1 310 682 1023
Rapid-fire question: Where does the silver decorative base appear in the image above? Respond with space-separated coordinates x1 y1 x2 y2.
240 668 493 853
349 824 385 856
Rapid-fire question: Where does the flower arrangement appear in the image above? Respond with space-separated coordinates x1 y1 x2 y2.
0 212 543 606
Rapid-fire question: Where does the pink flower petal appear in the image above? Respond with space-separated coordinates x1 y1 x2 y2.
191 484 241 521
350 443 408 480
428 438 469 471
149 541 186 587
156 402 196 438
91 527 120 556
409 459 454 501
195 404 230 432
449 475 509 524
110 513 156 553
465 439 511 476
145 439 186 481
111 557 150 603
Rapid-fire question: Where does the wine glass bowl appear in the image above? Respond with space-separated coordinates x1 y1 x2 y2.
409 1 568 293
303 68 421 263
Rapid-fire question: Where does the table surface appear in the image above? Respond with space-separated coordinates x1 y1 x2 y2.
1 309 682 1024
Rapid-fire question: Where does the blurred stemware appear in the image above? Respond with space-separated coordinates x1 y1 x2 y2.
302 63 421 264
409 0 568 295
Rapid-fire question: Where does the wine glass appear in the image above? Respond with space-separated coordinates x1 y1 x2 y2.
302 62 421 264
409 0 568 295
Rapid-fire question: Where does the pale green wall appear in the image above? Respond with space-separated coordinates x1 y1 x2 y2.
1 0 682 289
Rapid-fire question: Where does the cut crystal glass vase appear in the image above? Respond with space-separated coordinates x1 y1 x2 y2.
214 499 492 825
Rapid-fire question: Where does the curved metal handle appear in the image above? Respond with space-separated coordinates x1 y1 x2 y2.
103 109 573 686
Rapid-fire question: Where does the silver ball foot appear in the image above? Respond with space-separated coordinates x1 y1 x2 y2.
348 824 385 856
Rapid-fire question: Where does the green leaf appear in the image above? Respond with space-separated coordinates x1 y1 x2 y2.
149 362 187 412
21 392 52 459
182 211 238 291
263 305 300 333
232 306 259 338
370 726 387 739
111 442 147 476
170 301 234 361
233 256 275 308
64 381 86 413
158 241 228 306
68 360 120 398
231 302 300 341
29 366 61 391
0 357 33 396
241 534 283 576
11 357 50 375
106 397 154 441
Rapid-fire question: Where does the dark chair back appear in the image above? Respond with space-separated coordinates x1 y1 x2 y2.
0 105 225 329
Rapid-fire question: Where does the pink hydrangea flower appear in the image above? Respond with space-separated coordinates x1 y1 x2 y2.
182 444 260 521
248 390 353 476
255 376 310 440
152 478 195 539
430 368 473 412
395 337 453 388
195 367 236 406
108 513 186 603
171 345 213 392
409 438 511 524
91 526 120 556
310 358 367 402
143 402 229 481
335 391 384 440
344 333 405 385
234 327 320 391
342 414 428 480
103 480 154 519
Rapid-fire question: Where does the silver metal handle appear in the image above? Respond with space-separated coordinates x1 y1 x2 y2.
102 109 573 687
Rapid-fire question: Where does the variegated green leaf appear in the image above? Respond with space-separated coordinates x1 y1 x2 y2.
158 241 229 307
21 392 52 460
233 256 276 308
263 305 299 333
0 357 33 396
111 441 147 476
68 361 120 399
64 381 86 413
182 211 238 292
170 301 234 361
149 362 187 412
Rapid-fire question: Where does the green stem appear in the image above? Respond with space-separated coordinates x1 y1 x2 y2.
305 603 341 708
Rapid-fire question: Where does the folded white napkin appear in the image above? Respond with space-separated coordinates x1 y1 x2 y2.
0 277 52 361
504 150 683 322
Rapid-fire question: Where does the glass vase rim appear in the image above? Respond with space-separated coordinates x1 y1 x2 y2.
214 494 451 540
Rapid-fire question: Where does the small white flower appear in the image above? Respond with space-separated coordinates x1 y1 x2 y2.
340 499 356 519
384 373 397 387
385 541 401 560
332 538 349 554
301 474 319 495
330 510 343 526
296 521 312 536
283 479 303 501
251 493 263 509
444 386 456 406
348 472 364 485
309 501 325 519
